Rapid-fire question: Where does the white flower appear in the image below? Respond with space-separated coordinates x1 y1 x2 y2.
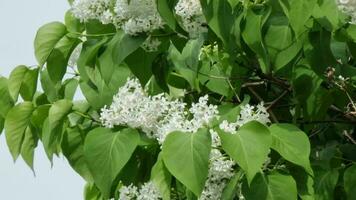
141 37 161 52
119 184 138 200
71 0 112 24
119 182 161 200
219 102 270 134
137 182 162 200
200 149 234 200
337 0 356 24
175 0 207 38
100 78 219 145
115 0 165 35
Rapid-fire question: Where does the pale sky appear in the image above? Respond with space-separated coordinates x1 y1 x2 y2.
0 1 85 199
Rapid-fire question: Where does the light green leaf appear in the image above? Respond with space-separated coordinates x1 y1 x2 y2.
49 99 73 132
162 129 211 197
267 172 298 200
151 153 172 200
8 65 28 101
344 165 356 200
20 126 38 170
243 172 298 200
34 22 68 66
0 117 4 134
269 124 313 175
219 121 271 183
157 0 177 30
84 127 139 198
47 35 80 82
62 127 93 182
0 77 14 118
4 102 34 160
113 33 146 64
8 66 39 101
242 8 270 73
278 0 316 34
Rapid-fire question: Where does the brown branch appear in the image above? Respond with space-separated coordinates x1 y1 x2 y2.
343 130 356 145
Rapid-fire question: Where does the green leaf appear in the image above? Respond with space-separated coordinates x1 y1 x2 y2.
47 35 80 82
8 65 28 101
65 10 84 33
269 124 313 174
0 77 14 118
221 172 241 200
62 127 93 182
200 0 235 45
34 22 68 66
242 8 270 73
243 172 298 200
98 33 122 84
267 172 298 200
84 127 139 198
151 153 172 200
4 102 34 160
218 121 271 183
113 33 146 64
0 117 4 134
43 99 72 161
20 68 39 101
314 169 339 200
162 129 211 197
157 0 177 30
77 37 109 81
49 99 73 132
344 165 356 200
84 183 104 200
8 66 39 101
125 48 158 85
20 126 38 170
278 0 316 35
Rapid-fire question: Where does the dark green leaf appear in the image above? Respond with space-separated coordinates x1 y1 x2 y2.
314 169 339 200
344 165 356 200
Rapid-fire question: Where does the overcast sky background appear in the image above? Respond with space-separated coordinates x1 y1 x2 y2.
0 1 85 199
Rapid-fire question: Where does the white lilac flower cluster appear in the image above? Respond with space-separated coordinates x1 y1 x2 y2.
100 78 219 144
71 0 113 24
174 0 207 38
114 0 165 35
71 0 164 35
219 103 270 133
337 0 356 24
119 182 161 200
199 149 235 200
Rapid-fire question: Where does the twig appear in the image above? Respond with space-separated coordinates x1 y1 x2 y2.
227 79 241 103
267 88 291 110
241 81 265 88
343 130 356 144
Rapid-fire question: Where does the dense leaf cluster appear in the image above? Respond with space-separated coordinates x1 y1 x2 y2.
0 0 356 199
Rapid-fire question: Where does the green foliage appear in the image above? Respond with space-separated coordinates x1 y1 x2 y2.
84 128 140 198
1 0 356 199
162 129 211 196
